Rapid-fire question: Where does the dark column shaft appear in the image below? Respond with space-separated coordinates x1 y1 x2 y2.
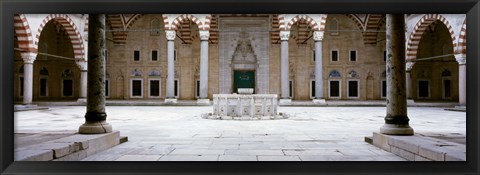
381 14 414 135
85 14 106 121
79 14 112 134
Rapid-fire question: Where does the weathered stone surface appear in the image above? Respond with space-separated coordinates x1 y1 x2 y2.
15 149 53 161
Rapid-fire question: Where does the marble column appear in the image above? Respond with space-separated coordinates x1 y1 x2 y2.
20 52 37 105
380 14 414 135
279 31 291 103
313 31 325 103
405 62 414 99
79 14 112 134
198 30 210 104
455 54 466 106
165 30 177 103
76 60 87 103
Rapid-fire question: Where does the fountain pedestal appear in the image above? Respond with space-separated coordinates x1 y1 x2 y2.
204 89 287 120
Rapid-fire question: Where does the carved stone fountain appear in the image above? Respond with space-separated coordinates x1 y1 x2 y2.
202 88 288 120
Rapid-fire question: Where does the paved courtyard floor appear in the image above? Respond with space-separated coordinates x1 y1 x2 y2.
14 106 466 161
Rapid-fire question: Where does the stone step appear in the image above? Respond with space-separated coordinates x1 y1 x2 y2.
368 132 466 161
15 131 121 161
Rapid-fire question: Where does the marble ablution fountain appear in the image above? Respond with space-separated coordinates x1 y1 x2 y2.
202 88 289 120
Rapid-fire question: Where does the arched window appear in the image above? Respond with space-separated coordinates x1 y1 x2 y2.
329 18 339 35
150 18 160 36
149 69 161 77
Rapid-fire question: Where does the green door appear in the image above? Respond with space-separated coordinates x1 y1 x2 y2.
233 70 255 93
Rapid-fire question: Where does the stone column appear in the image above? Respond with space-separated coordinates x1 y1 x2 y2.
406 62 414 100
279 31 291 104
20 52 37 105
380 14 414 135
455 54 466 107
313 31 325 104
79 14 112 134
165 30 177 103
76 60 88 103
197 30 210 104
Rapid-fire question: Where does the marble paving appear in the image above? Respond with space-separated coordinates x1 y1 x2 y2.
14 106 466 161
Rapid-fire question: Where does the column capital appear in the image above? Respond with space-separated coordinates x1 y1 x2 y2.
280 31 290 41
199 30 210 41
313 31 324 41
21 52 37 64
455 54 466 65
76 60 88 71
166 30 176 41
405 62 414 71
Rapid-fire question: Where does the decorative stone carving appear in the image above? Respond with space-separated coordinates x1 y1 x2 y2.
329 70 341 78
62 69 73 78
280 31 290 41
76 60 88 71
131 69 142 76
149 69 161 76
199 30 210 41
455 54 466 65
442 69 452 77
348 70 359 78
313 31 324 41
21 52 37 64
166 30 176 41
405 62 414 71
204 94 287 120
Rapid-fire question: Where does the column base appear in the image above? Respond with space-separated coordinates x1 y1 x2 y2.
77 98 87 104
164 98 177 103
380 124 414 135
279 99 292 105
197 99 210 104
312 99 326 104
78 121 112 134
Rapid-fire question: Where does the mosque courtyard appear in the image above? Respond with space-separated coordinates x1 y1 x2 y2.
14 105 466 161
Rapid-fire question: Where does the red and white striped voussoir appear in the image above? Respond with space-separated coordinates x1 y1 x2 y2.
14 14 36 52
34 14 85 59
406 14 456 60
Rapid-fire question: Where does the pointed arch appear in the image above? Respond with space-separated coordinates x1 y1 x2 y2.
406 14 457 61
34 14 85 60
285 15 320 31
171 14 203 30
14 14 36 52
455 19 466 54
106 14 143 45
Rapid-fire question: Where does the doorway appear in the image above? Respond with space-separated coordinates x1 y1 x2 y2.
233 70 255 94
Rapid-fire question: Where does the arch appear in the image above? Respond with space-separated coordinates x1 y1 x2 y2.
14 14 36 52
106 14 143 45
150 17 161 35
34 14 85 60
285 15 320 31
455 19 466 54
346 14 365 31
363 14 385 45
406 14 457 61
171 14 203 30
149 69 161 76
329 70 341 78
40 67 49 76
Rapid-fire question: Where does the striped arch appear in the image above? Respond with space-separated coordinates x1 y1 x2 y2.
171 14 204 30
406 14 457 61
363 14 385 45
285 15 320 31
14 14 36 52
106 14 143 45
455 20 466 54
34 14 85 60
346 14 366 31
